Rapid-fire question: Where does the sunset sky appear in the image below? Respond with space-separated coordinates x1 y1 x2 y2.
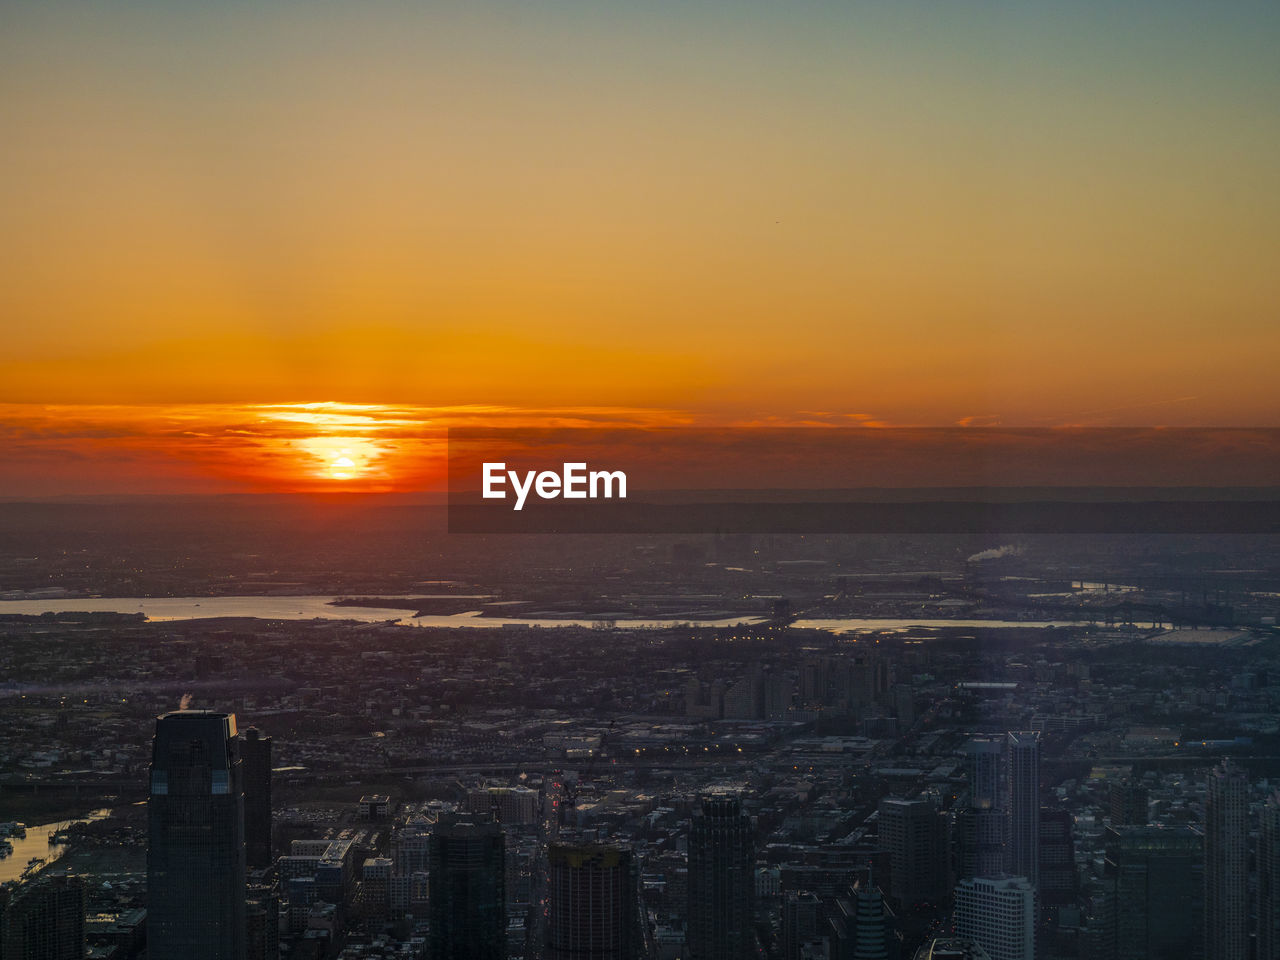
2 2 1278 493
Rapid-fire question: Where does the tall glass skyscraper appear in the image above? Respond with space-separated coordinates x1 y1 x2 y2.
147 710 247 960
1205 760 1248 960
966 735 1005 810
1101 824 1202 960
686 792 755 960
547 843 639 960
1006 731 1041 889
427 812 506 960
1260 792 1280 960
241 727 272 870
879 796 949 908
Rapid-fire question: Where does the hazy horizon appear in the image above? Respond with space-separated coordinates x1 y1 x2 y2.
3 2 1278 492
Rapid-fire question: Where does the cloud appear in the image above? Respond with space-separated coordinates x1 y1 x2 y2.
0 402 697 495
1 404 1278 496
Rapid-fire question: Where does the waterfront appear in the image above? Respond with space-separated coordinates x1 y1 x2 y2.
0 810 109 884
0 595 1098 631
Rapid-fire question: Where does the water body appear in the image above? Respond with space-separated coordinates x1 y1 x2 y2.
0 595 759 629
0 596 1095 631
0 810 109 884
792 617 1108 632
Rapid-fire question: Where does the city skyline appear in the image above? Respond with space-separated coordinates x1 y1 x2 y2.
5 534 1280 959
2 3 1279 958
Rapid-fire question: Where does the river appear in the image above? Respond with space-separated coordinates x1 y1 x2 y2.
0 595 1101 631
0 810 110 883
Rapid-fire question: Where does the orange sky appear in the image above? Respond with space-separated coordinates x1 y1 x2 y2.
2 3 1278 493
2 403 1276 497
0 403 697 495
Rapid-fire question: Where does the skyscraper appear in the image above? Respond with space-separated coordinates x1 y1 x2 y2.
391 818 432 916
1101 824 1202 960
879 797 949 908
966 736 1005 810
428 813 506 960
245 894 280 960
1109 780 1149 827
241 726 272 870
1260 792 1280 960
953 807 1006 882
0 873 85 960
782 890 821 960
147 710 247 960
848 885 893 960
1037 809 1076 907
952 876 1036 960
547 843 638 960
687 792 755 960
1006 732 1040 888
1204 760 1248 960
956 736 1007 887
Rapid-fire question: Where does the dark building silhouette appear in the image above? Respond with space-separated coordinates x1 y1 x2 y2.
1101 824 1202 960
0 873 85 960
952 807 1006 882
878 797 948 908
954 736 1008 887
547 843 638 960
428 813 506 960
828 884 896 960
1205 761 1248 960
782 890 822 960
1260 792 1280 960
245 894 280 960
687 793 755 960
147 709 247 960
1038 808 1076 906
241 727 272 869
1109 780 1149 827
1006 731 1040 889
965 736 1004 810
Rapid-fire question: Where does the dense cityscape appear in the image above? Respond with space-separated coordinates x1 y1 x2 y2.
5 0 1278 956
3 524 1280 960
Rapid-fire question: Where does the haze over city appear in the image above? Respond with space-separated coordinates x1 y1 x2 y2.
2 4 1280 960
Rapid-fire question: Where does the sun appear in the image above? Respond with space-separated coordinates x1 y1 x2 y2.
330 452 357 480
233 401 453 491
291 436 385 483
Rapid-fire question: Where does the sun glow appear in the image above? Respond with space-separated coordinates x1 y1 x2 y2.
292 436 385 482
330 454 357 479
248 401 689 490
244 402 419 487
0 401 694 495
